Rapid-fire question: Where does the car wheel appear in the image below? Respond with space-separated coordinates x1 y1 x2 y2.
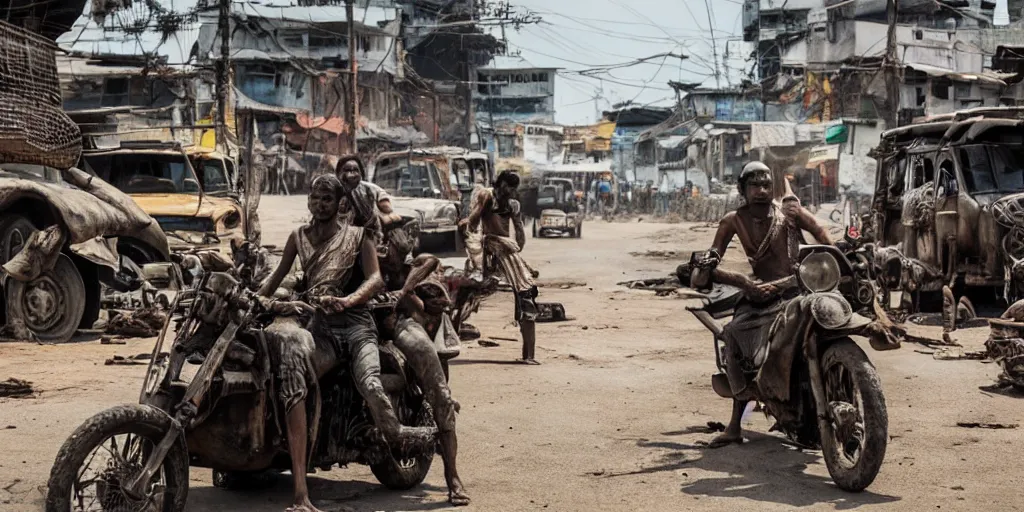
6 253 86 342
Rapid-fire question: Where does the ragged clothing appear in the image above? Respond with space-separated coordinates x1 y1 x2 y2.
721 298 787 396
295 223 365 297
483 235 539 322
483 235 536 293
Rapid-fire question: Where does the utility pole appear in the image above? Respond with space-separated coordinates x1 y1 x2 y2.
346 0 359 154
216 0 231 150
883 0 900 129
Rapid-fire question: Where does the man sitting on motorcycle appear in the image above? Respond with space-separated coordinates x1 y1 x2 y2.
701 161 832 447
335 154 402 236
258 174 435 512
340 171 471 506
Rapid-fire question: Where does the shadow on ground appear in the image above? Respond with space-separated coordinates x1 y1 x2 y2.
187 473 455 512
612 426 901 510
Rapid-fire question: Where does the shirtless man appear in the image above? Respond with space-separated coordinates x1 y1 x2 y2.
461 171 540 364
701 161 832 447
258 175 434 512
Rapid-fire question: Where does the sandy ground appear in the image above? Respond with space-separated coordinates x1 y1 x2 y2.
3 195 1024 512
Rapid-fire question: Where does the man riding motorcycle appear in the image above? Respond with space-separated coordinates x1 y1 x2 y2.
700 161 833 447
257 174 435 512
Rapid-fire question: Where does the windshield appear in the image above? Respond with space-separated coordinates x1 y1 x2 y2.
83 153 200 195
374 162 437 197
957 144 1024 194
194 158 231 194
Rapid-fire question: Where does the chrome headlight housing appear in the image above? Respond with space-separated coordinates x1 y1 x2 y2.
798 252 841 293
810 292 853 329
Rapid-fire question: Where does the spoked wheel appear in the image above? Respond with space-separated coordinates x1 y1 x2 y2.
819 339 888 492
46 405 189 512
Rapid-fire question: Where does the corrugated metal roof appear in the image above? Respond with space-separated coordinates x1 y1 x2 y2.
57 0 202 70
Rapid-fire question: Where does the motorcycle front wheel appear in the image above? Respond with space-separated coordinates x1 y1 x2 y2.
819 338 889 492
45 404 189 512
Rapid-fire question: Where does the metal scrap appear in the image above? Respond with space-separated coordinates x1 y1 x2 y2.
0 378 33 398
956 422 1019 429
536 302 567 323
105 354 152 366
105 307 168 338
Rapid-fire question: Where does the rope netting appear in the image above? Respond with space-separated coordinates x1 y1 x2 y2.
0 21 82 170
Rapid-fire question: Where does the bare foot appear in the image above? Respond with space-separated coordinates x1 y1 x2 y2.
708 431 743 448
448 481 471 507
285 499 324 512
516 358 541 365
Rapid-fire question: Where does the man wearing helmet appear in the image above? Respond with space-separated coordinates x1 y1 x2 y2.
700 161 832 447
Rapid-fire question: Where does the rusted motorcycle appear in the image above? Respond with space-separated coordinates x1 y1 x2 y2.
45 271 441 512
687 243 891 492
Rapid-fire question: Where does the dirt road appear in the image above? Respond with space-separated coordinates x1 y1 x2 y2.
3 195 1024 512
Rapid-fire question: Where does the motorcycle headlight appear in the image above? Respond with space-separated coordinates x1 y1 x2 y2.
799 252 841 293
810 292 853 329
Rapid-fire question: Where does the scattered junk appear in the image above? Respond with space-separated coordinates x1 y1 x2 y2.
104 353 152 366
536 302 567 323
0 20 174 343
955 421 1019 429
0 378 33 398
983 299 1024 390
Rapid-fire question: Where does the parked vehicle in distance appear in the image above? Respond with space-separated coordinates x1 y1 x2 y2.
530 177 583 238
79 141 248 259
373 147 493 254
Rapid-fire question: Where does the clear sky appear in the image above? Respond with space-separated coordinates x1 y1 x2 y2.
502 0 750 125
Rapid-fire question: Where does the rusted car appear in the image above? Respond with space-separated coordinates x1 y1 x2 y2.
0 164 170 341
869 107 1024 305
372 147 493 253
78 141 248 258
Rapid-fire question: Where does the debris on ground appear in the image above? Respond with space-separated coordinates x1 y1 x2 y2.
0 379 34 398
105 307 168 338
100 336 126 345
932 348 988 361
105 354 152 366
706 421 726 432
537 279 587 289
956 422 1019 429
536 302 568 323
478 340 500 347
628 250 680 259
983 303 1024 389
459 324 481 341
